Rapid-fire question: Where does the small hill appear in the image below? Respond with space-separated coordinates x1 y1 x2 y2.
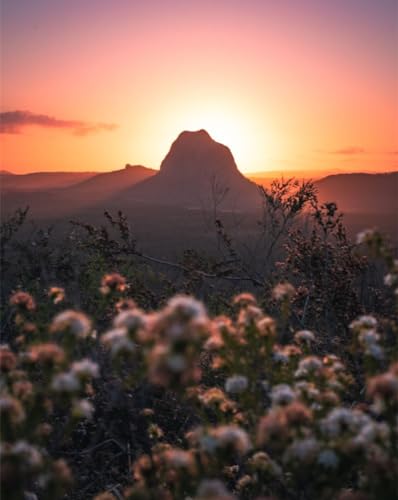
62 164 156 205
315 172 398 214
125 130 261 211
0 171 98 191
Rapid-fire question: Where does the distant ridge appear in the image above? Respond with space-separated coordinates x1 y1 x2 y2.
61 164 156 204
0 171 98 191
315 171 398 214
124 130 261 211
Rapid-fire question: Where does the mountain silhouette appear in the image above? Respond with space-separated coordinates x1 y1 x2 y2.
0 171 97 191
316 172 398 214
125 130 261 211
61 164 156 205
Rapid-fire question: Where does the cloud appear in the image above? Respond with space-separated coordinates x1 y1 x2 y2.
329 147 366 155
0 110 118 135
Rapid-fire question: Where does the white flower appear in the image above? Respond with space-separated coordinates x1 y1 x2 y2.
101 328 136 356
225 375 248 394
321 408 371 438
52 372 80 393
195 479 232 499
295 356 322 378
271 384 295 406
71 358 99 378
113 309 146 331
51 310 91 338
205 425 252 455
317 449 339 469
294 330 315 344
72 399 94 419
356 228 376 245
167 295 206 319
12 441 43 467
350 315 377 331
283 438 320 463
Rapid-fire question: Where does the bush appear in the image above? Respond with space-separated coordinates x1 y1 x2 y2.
1 243 398 499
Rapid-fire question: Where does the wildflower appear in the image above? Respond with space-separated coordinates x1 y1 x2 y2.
204 330 224 350
232 293 257 307
0 395 26 424
0 345 17 372
317 449 339 469
9 291 36 311
198 388 235 412
11 440 43 467
195 479 235 500
247 451 282 477
12 380 33 400
283 437 320 464
256 316 276 338
166 295 206 320
272 282 295 301
273 344 301 364
101 328 135 356
356 228 376 245
72 399 94 419
320 408 371 438
71 358 99 379
204 425 252 455
294 329 315 345
237 305 264 327
148 423 164 440
271 384 296 406
52 458 73 485
115 298 137 312
48 286 65 304
295 356 322 378
28 343 65 365
225 375 249 394
51 372 80 393
257 410 288 446
350 421 390 449
51 310 91 338
236 474 253 491
113 308 146 332
350 315 377 332
100 272 127 295
367 372 398 403
284 401 313 426
163 449 195 471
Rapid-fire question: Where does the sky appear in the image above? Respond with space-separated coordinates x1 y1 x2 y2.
1 0 397 174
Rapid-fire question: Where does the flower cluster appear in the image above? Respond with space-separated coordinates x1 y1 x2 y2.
3 277 398 500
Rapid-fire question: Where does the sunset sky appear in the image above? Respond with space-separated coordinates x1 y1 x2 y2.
1 0 397 174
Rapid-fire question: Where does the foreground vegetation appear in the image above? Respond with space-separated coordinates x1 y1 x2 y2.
1 182 397 499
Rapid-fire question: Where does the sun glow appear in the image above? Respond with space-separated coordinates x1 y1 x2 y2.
159 104 268 173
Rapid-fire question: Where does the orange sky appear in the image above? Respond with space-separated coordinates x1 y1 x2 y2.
1 0 397 174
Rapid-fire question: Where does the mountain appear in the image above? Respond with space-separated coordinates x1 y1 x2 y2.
315 172 398 214
0 171 98 191
0 165 156 218
0 170 15 175
124 130 261 211
61 164 156 205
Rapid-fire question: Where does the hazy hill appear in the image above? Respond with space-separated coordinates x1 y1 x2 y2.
124 130 261 211
60 164 156 204
0 165 156 218
0 171 98 191
315 172 398 214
